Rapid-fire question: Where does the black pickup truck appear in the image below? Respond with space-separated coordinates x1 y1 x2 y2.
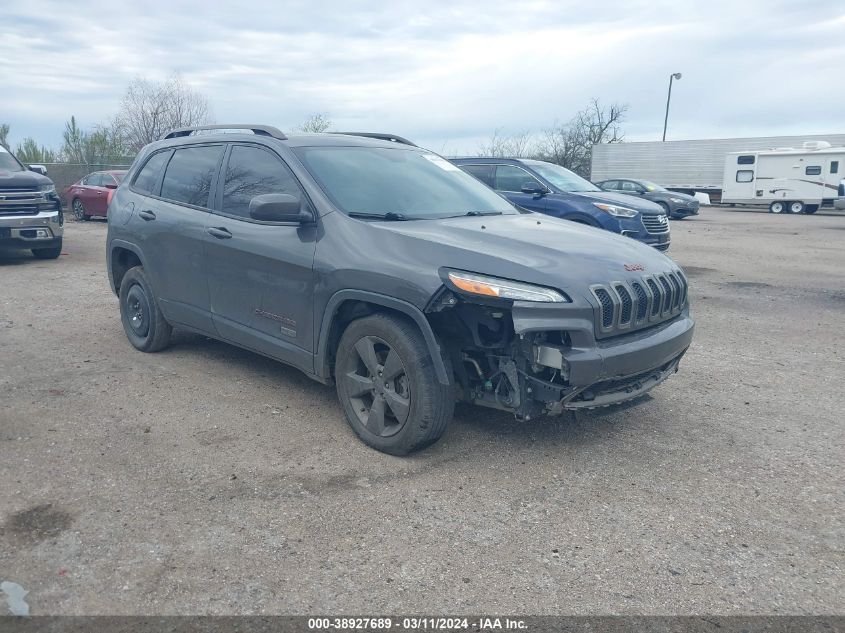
0 145 63 259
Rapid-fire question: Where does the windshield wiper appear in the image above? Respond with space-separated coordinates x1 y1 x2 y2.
347 211 410 221
459 211 504 217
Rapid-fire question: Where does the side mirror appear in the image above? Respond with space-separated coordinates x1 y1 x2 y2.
249 193 312 223
521 181 548 195
28 164 47 176
105 183 118 190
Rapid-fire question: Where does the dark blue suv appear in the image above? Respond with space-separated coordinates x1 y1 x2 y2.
451 158 670 251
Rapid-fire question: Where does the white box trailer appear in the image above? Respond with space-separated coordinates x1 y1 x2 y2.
721 141 844 213
590 134 845 202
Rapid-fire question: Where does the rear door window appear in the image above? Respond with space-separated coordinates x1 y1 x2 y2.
601 180 619 190
160 145 224 208
133 151 171 195
220 145 304 219
458 164 494 187
84 173 103 186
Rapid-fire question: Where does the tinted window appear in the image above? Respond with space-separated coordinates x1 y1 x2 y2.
736 170 754 183
621 180 642 192
600 180 617 190
101 174 117 187
494 165 540 192
293 147 515 219
805 165 821 176
221 145 303 219
160 145 223 208
84 173 103 186
831 161 839 174
133 151 170 195
459 164 494 187
737 155 755 165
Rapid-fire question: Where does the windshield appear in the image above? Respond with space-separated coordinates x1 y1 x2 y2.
293 147 516 219
524 161 600 192
641 180 667 192
0 146 25 172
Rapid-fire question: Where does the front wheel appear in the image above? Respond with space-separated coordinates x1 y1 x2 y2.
31 239 62 260
118 266 172 352
335 313 453 455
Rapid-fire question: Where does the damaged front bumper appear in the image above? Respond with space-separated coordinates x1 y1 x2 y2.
501 300 694 417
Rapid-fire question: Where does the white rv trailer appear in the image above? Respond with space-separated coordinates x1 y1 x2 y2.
590 134 845 202
721 141 844 213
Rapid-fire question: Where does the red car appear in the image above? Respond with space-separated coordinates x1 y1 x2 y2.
66 170 127 220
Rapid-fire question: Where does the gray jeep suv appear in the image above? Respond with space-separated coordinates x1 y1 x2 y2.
0 145 64 259
106 125 694 455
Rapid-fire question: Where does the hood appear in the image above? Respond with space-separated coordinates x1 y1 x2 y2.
660 190 697 202
0 168 53 190
567 189 665 214
367 213 679 303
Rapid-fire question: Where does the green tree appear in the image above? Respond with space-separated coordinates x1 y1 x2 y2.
0 123 9 149
15 138 57 163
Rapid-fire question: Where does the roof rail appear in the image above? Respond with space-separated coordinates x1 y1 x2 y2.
334 132 417 147
162 124 287 141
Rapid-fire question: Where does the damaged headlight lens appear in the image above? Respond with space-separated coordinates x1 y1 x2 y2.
592 202 638 218
447 271 568 303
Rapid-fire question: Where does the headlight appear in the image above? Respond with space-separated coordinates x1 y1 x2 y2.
447 271 569 303
38 185 56 195
669 197 686 203
592 202 638 218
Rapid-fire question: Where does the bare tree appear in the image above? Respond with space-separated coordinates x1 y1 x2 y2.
537 99 628 177
115 75 212 151
0 124 9 149
478 129 536 158
297 113 332 133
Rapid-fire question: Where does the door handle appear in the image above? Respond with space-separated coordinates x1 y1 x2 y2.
207 227 232 239
138 210 156 221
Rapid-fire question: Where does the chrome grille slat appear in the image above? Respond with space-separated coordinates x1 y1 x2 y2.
642 214 670 234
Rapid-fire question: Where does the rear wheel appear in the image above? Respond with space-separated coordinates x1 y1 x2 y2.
335 313 453 455
769 201 785 214
31 239 62 260
119 266 172 352
788 201 805 214
72 199 88 221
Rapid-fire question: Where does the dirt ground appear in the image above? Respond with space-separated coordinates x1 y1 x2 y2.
0 208 842 615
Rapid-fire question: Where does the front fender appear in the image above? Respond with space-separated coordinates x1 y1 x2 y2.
315 289 450 385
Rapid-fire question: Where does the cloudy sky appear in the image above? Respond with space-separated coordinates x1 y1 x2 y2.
2 0 843 154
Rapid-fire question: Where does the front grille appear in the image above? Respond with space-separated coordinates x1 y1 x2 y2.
642 214 670 234
591 270 688 336
0 189 49 217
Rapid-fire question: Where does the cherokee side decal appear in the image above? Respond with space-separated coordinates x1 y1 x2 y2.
254 308 297 337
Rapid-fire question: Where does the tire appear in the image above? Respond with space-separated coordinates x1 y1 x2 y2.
118 266 172 352
788 201 805 214
72 198 88 221
31 239 62 260
335 313 453 455
803 204 818 214
769 201 785 214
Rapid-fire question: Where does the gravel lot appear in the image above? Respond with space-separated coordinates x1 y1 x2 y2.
1 208 842 615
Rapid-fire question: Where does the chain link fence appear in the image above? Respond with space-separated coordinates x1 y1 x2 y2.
40 162 133 207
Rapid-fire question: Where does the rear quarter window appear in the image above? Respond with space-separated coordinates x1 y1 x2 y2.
132 151 171 195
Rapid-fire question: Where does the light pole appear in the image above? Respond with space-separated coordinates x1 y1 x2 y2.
662 72 682 142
